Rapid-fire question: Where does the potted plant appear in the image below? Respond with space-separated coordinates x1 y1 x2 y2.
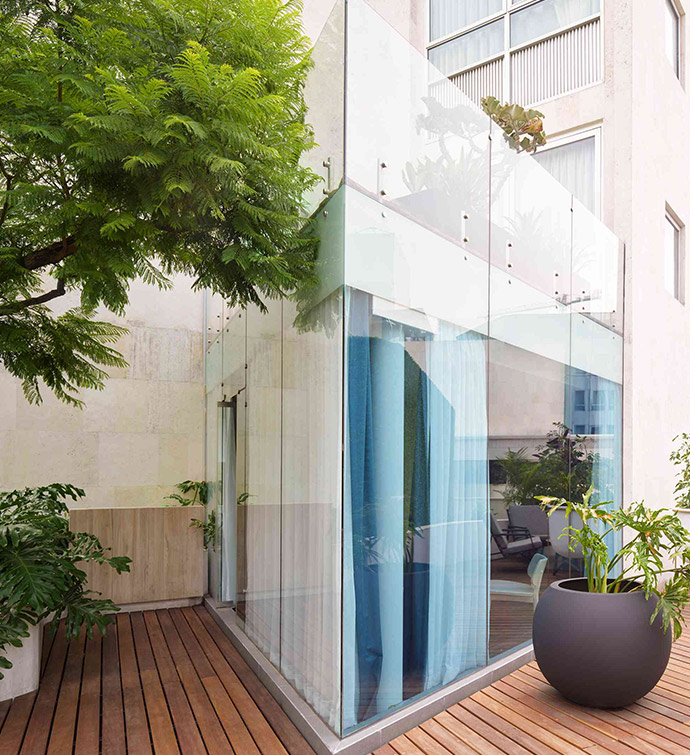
0 484 130 701
532 487 690 708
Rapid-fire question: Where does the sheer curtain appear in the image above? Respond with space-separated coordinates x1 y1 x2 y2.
344 291 489 731
533 136 596 215
430 0 502 40
424 328 488 688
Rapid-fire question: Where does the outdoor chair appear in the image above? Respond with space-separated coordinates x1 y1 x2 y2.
490 553 549 611
490 512 544 561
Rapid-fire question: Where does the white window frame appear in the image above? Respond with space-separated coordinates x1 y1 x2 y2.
665 0 683 83
532 126 602 218
427 0 604 103
665 206 685 304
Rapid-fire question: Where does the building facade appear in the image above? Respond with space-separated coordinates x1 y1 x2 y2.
201 1 645 752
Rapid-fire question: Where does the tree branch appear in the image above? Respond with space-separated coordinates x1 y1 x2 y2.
0 279 65 316
22 236 76 270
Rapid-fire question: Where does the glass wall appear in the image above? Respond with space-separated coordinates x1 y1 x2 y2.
204 0 623 738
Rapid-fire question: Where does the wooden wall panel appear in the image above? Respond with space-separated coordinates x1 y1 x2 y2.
69 506 205 605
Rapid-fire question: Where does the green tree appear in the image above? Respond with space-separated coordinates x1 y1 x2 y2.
0 0 318 406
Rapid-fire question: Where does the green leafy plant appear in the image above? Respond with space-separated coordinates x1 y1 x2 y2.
538 488 690 639
481 96 547 154
165 480 216 549
499 423 595 506
0 0 318 407
0 483 131 677
670 433 690 509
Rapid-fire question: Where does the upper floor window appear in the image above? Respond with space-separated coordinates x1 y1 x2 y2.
428 0 603 106
664 209 685 302
665 0 681 78
532 131 599 215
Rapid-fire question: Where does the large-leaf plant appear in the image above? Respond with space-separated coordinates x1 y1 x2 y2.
0 483 130 677
538 487 690 640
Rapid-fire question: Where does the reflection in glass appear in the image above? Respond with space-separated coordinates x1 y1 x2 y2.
510 0 600 47
429 19 504 76
429 0 503 41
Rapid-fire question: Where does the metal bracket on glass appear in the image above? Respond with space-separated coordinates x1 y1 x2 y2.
322 157 332 195
378 160 387 198
461 211 469 244
506 241 513 268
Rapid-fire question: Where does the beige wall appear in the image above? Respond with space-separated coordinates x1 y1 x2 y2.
0 277 204 508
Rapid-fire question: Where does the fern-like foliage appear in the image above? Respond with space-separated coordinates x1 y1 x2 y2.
0 0 318 405
0 483 131 677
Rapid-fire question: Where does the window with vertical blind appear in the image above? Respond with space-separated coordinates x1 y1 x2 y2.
428 0 603 106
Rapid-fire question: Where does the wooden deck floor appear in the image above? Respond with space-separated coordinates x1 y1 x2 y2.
4 605 690 754
0 606 316 755
374 628 690 755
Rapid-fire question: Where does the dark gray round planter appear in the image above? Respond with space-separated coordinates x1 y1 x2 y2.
533 578 671 708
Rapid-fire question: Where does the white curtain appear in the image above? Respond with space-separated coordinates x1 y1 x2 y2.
511 0 600 47
534 136 596 214
425 327 488 687
429 19 503 76
430 0 503 40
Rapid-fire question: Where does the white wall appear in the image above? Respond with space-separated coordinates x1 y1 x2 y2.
0 278 204 508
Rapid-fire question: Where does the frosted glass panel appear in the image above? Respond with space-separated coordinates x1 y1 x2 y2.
511 0 600 46
429 19 504 75
430 0 503 41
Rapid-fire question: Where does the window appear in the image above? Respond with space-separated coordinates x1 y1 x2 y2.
428 0 603 106
591 390 604 410
664 210 684 302
510 0 600 47
574 390 586 411
665 0 681 78
430 0 502 42
575 424 586 434
533 134 598 215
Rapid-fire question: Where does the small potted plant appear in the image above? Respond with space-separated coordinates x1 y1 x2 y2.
532 487 690 708
0 484 130 701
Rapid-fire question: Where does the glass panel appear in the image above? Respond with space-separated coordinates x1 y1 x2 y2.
237 303 283 667
281 291 343 731
429 19 504 76
533 136 597 215
665 0 680 76
664 214 680 300
348 0 491 263
510 0 600 47
488 120 574 659
430 0 503 41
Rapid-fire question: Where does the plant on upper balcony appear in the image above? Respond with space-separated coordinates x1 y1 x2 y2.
0 0 318 408
0 483 131 678
481 96 547 154
670 433 690 509
531 487 690 708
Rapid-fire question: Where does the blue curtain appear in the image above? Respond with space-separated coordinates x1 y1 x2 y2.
343 290 489 730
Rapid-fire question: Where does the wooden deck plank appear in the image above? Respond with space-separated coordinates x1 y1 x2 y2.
46 631 86 755
19 623 69 755
0 693 35 755
117 613 153 755
143 611 206 755
74 633 102 755
156 609 232 755
188 607 315 755
130 612 180 755
101 626 126 755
